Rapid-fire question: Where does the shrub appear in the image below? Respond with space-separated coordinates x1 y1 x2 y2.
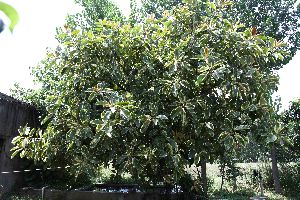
279 163 300 196
259 162 300 197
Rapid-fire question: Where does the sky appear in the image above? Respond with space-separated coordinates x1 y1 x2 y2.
0 0 299 110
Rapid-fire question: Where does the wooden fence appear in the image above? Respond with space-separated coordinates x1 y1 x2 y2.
0 92 39 193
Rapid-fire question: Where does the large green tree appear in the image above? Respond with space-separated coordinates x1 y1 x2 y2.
12 1 286 197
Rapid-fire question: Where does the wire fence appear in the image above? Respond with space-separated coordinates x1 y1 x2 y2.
0 166 70 174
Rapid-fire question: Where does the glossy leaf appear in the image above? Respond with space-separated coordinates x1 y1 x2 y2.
0 1 19 32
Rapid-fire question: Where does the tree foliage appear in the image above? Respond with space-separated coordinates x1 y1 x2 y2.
229 0 300 64
136 0 300 64
12 1 287 186
280 99 300 161
63 0 124 31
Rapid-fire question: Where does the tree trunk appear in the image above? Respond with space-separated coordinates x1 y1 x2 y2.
271 145 282 194
220 162 225 191
200 160 208 200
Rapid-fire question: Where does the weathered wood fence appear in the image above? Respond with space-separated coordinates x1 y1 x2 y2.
0 92 39 193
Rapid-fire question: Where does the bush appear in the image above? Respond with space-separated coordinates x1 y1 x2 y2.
211 188 256 200
259 162 300 197
279 163 300 196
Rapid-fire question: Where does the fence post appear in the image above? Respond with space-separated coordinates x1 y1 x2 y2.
0 185 4 199
42 186 48 200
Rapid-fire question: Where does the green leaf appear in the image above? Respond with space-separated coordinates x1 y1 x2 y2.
0 1 19 32
90 136 101 148
259 96 268 106
104 125 113 137
88 93 96 101
267 134 277 143
171 107 181 119
210 2 217 10
195 73 208 86
181 107 187 126
205 122 214 130
223 19 231 27
116 155 127 165
273 123 282 134
234 125 250 131
41 114 52 125
140 118 151 133
102 111 111 121
198 66 210 73
224 136 234 150
96 101 110 107
91 119 101 125
167 137 178 152
275 53 284 61
11 148 22 158
156 115 168 120
87 30 94 39
71 29 80 36
194 153 201 165
172 154 180 167
120 108 130 120
207 2 216 10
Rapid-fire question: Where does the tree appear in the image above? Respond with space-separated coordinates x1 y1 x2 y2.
281 99 300 161
245 98 287 194
62 0 124 31
12 0 286 197
229 0 300 64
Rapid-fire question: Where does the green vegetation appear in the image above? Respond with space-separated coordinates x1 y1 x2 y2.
8 0 300 198
0 1 19 32
5 163 298 199
12 1 286 196
138 0 300 64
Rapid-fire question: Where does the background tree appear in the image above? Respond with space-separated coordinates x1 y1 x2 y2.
281 99 300 160
12 1 287 198
229 0 300 64
136 0 300 64
63 0 124 31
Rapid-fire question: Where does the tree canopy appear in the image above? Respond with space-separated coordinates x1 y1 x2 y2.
136 0 300 64
62 0 124 31
229 0 300 64
12 1 287 187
